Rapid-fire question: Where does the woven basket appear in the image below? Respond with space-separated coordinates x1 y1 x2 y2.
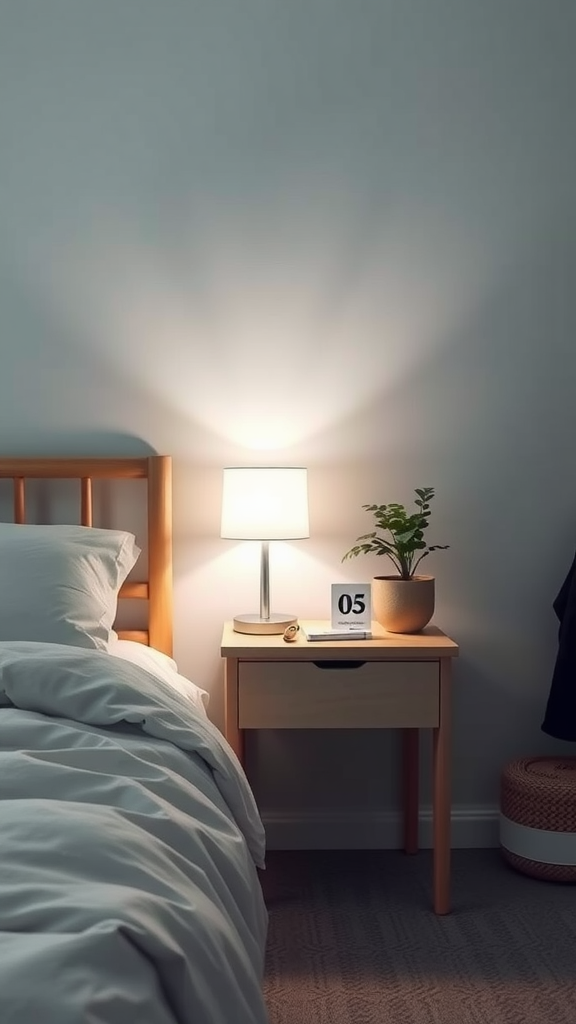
500 757 576 882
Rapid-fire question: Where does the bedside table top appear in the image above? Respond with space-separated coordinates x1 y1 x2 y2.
220 620 458 661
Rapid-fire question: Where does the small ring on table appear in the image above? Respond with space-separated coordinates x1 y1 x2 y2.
283 624 300 643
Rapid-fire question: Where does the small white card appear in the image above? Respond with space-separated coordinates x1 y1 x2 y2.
331 583 372 631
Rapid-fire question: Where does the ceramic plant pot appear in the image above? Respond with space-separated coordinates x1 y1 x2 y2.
372 574 435 634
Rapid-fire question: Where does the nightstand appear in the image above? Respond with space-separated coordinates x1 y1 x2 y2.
221 620 459 914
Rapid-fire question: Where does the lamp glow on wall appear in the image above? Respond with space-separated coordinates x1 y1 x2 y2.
221 466 309 634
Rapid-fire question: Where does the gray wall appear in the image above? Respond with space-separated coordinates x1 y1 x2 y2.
1 1 575 846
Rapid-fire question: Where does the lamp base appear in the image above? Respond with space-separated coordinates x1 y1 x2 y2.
232 612 297 635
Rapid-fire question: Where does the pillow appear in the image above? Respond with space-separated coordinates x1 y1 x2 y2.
107 637 209 714
0 523 140 650
108 637 179 676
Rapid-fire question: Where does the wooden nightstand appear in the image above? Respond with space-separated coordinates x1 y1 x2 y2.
221 620 459 914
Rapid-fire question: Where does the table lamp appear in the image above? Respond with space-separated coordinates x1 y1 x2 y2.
221 466 309 634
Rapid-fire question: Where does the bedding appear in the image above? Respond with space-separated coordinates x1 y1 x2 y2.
107 637 209 712
0 641 269 1024
0 523 140 650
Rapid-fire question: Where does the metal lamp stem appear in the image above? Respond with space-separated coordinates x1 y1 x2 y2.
260 540 270 621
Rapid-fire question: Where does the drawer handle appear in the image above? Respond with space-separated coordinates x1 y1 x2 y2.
313 660 366 670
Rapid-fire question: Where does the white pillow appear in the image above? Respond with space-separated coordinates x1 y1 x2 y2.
107 638 209 713
0 523 140 650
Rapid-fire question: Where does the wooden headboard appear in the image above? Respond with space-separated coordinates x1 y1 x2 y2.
0 456 173 656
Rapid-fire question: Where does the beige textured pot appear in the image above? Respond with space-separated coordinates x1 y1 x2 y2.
372 575 435 633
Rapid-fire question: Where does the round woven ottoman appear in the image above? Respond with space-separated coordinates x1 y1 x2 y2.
500 757 576 882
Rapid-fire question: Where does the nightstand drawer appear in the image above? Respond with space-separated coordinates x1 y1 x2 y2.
238 660 439 728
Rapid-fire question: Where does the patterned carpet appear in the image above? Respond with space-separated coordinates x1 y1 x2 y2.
261 849 576 1024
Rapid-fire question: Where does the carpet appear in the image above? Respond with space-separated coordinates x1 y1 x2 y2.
262 849 576 1024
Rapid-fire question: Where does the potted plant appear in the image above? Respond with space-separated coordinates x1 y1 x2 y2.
342 487 449 633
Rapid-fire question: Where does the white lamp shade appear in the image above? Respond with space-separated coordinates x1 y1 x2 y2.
221 467 309 540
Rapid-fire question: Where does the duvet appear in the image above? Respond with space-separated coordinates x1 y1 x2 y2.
0 641 268 1024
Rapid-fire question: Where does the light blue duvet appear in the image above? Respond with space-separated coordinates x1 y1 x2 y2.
0 642 268 1024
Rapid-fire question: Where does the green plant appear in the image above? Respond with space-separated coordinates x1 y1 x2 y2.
342 486 449 580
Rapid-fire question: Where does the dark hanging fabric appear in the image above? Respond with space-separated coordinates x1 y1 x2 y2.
541 551 576 742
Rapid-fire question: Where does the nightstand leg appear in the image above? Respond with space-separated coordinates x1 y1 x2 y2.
432 658 452 914
224 657 245 768
235 729 245 768
402 728 419 853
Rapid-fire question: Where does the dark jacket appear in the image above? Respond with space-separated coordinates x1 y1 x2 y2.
541 552 576 742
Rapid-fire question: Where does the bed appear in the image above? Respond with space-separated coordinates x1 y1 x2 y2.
0 456 269 1024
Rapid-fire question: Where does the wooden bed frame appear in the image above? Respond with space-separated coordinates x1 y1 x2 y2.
0 456 173 656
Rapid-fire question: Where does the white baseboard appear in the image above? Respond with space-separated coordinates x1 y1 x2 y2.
262 806 500 850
